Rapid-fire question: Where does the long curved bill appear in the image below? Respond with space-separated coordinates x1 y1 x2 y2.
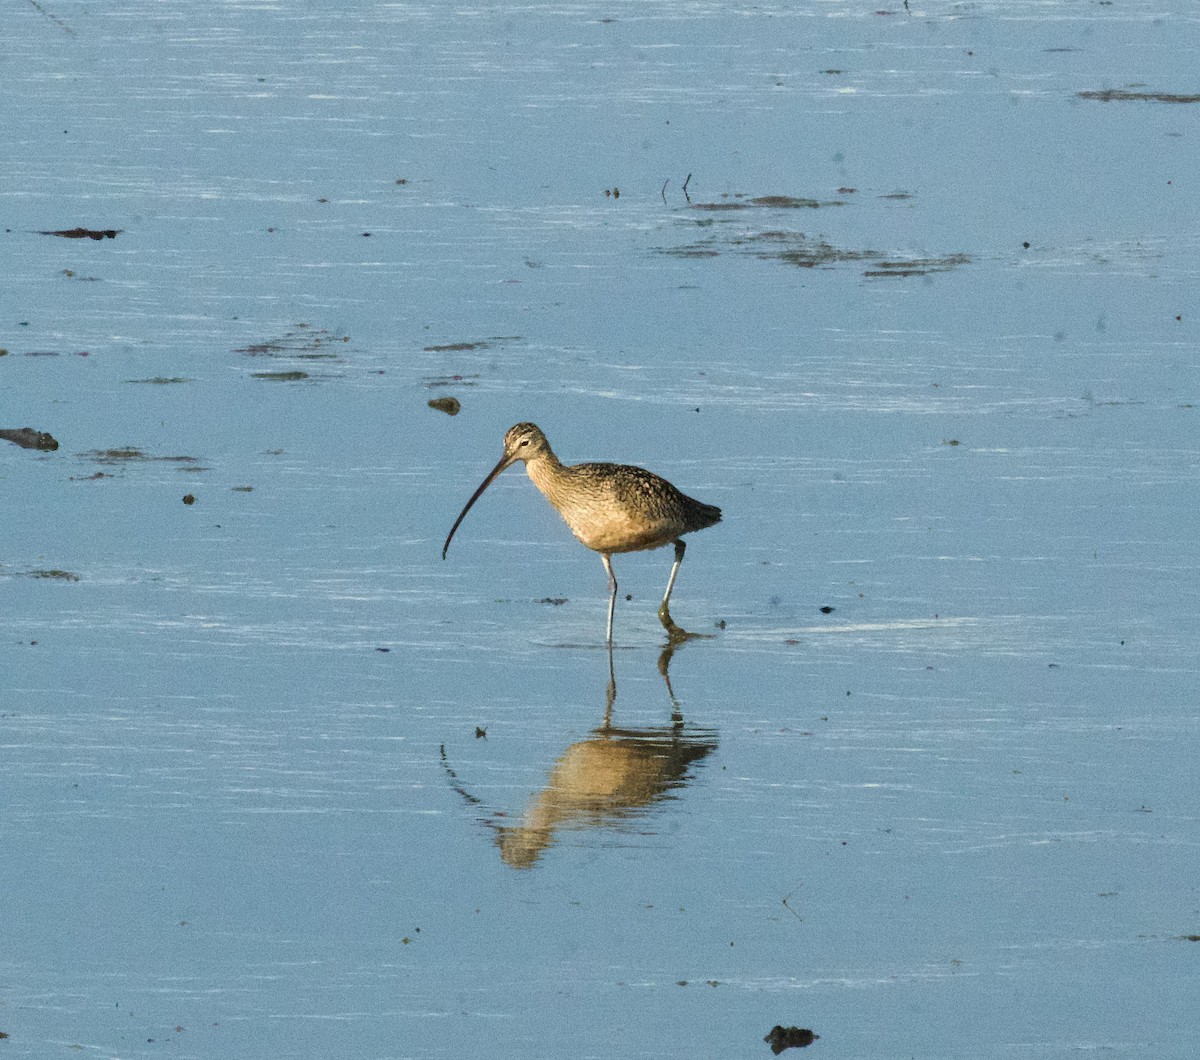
442 452 516 559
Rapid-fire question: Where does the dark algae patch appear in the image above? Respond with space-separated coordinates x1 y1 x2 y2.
657 182 963 276
425 374 479 388
79 448 202 469
125 377 192 385
1078 88 1200 103
84 447 149 462
252 370 309 381
864 253 971 277
12 569 81 581
662 228 970 277
661 231 870 267
235 325 347 381
235 324 348 359
423 336 520 353
40 227 122 239
81 448 198 463
666 245 721 259
749 195 834 209
425 340 490 352
747 231 879 269
690 192 847 211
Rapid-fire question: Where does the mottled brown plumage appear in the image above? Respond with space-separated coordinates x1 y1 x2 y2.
442 423 721 641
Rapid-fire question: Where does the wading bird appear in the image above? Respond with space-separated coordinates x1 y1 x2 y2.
442 423 720 642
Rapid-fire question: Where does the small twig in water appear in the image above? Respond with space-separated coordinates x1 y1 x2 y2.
26 0 75 35
661 179 670 204
439 743 483 806
682 172 692 202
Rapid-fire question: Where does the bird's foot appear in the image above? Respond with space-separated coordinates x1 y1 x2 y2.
658 604 713 644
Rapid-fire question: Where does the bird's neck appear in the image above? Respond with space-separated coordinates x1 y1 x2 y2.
524 452 568 502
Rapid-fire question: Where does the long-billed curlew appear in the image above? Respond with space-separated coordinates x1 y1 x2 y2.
442 423 721 642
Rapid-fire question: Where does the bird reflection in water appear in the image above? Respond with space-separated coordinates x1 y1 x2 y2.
440 642 717 869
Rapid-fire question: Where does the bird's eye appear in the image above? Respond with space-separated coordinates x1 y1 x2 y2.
519 439 529 447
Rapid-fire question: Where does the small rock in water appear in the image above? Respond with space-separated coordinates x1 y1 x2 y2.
428 396 461 416
764 1026 819 1054
0 427 59 451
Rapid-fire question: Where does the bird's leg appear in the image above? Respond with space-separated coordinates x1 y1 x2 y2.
657 540 689 641
601 553 618 644
657 642 684 728
660 539 686 610
601 638 617 729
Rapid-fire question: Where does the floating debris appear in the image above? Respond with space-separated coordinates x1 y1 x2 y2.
40 227 121 239
428 396 461 416
0 427 58 451
764 1026 819 1054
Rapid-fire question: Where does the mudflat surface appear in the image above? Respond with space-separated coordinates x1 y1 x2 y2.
3 2 1198 1057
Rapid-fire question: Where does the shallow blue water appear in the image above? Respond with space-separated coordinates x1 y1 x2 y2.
3 1 1199 1057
